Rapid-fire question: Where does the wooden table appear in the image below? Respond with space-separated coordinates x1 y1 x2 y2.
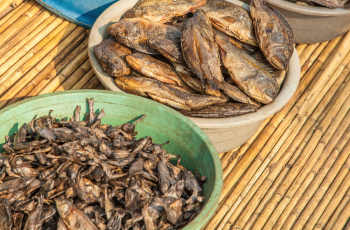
1 1 350 229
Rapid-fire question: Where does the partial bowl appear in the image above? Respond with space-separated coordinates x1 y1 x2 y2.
241 0 350 44
88 0 301 153
0 90 223 230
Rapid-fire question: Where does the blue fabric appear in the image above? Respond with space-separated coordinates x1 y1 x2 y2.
36 0 119 28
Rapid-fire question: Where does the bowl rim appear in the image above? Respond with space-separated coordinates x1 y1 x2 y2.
88 0 300 130
0 90 223 230
266 0 350 16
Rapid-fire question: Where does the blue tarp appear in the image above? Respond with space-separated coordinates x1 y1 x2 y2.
36 0 119 28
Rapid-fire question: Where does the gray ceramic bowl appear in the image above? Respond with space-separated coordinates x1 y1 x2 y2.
241 0 350 44
88 0 301 153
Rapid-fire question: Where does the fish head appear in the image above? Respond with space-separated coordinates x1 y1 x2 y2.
246 73 278 104
108 19 142 38
268 51 290 70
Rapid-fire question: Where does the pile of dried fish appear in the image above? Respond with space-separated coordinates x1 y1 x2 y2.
93 0 294 118
0 99 206 229
286 0 350 9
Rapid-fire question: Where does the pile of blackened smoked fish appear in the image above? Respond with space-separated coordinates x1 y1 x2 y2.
286 0 350 9
93 0 294 118
0 98 206 230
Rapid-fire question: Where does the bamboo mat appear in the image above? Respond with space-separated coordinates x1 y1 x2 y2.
1 1 350 229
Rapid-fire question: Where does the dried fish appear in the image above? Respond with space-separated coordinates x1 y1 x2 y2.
123 0 206 23
172 63 206 94
199 0 257 46
93 0 295 118
250 0 294 70
212 28 256 54
126 53 188 87
288 0 349 8
55 198 98 230
250 49 287 89
93 38 131 77
115 76 227 110
215 31 279 104
180 103 258 118
147 38 185 64
12 212 24 230
216 81 261 107
182 10 223 97
23 195 44 230
108 18 181 54
0 99 207 229
0 199 11 230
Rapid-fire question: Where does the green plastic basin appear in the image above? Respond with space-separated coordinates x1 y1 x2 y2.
0 90 222 230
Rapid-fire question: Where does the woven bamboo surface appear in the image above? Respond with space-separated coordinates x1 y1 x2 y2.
1 1 350 229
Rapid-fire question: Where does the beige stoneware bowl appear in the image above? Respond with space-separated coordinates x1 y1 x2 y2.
88 0 301 153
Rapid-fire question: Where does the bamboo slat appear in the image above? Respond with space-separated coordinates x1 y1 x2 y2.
54 59 91 92
291 116 350 229
0 10 52 57
299 43 320 67
0 1 29 33
229 38 347 229
250 50 350 230
36 49 89 95
0 0 24 14
300 41 329 77
223 116 271 179
0 17 66 78
0 6 13 18
296 44 307 56
324 187 350 230
0 2 43 49
304 158 350 229
0 23 78 96
261 59 350 230
298 31 350 117
221 147 239 169
96 84 106 90
82 76 101 89
5 37 89 107
273 96 350 230
315 170 350 229
0 15 59 68
218 40 343 229
273 71 350 230
206 38 342 230
70 69 95 90
324 168 350 230
0 29 88 109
